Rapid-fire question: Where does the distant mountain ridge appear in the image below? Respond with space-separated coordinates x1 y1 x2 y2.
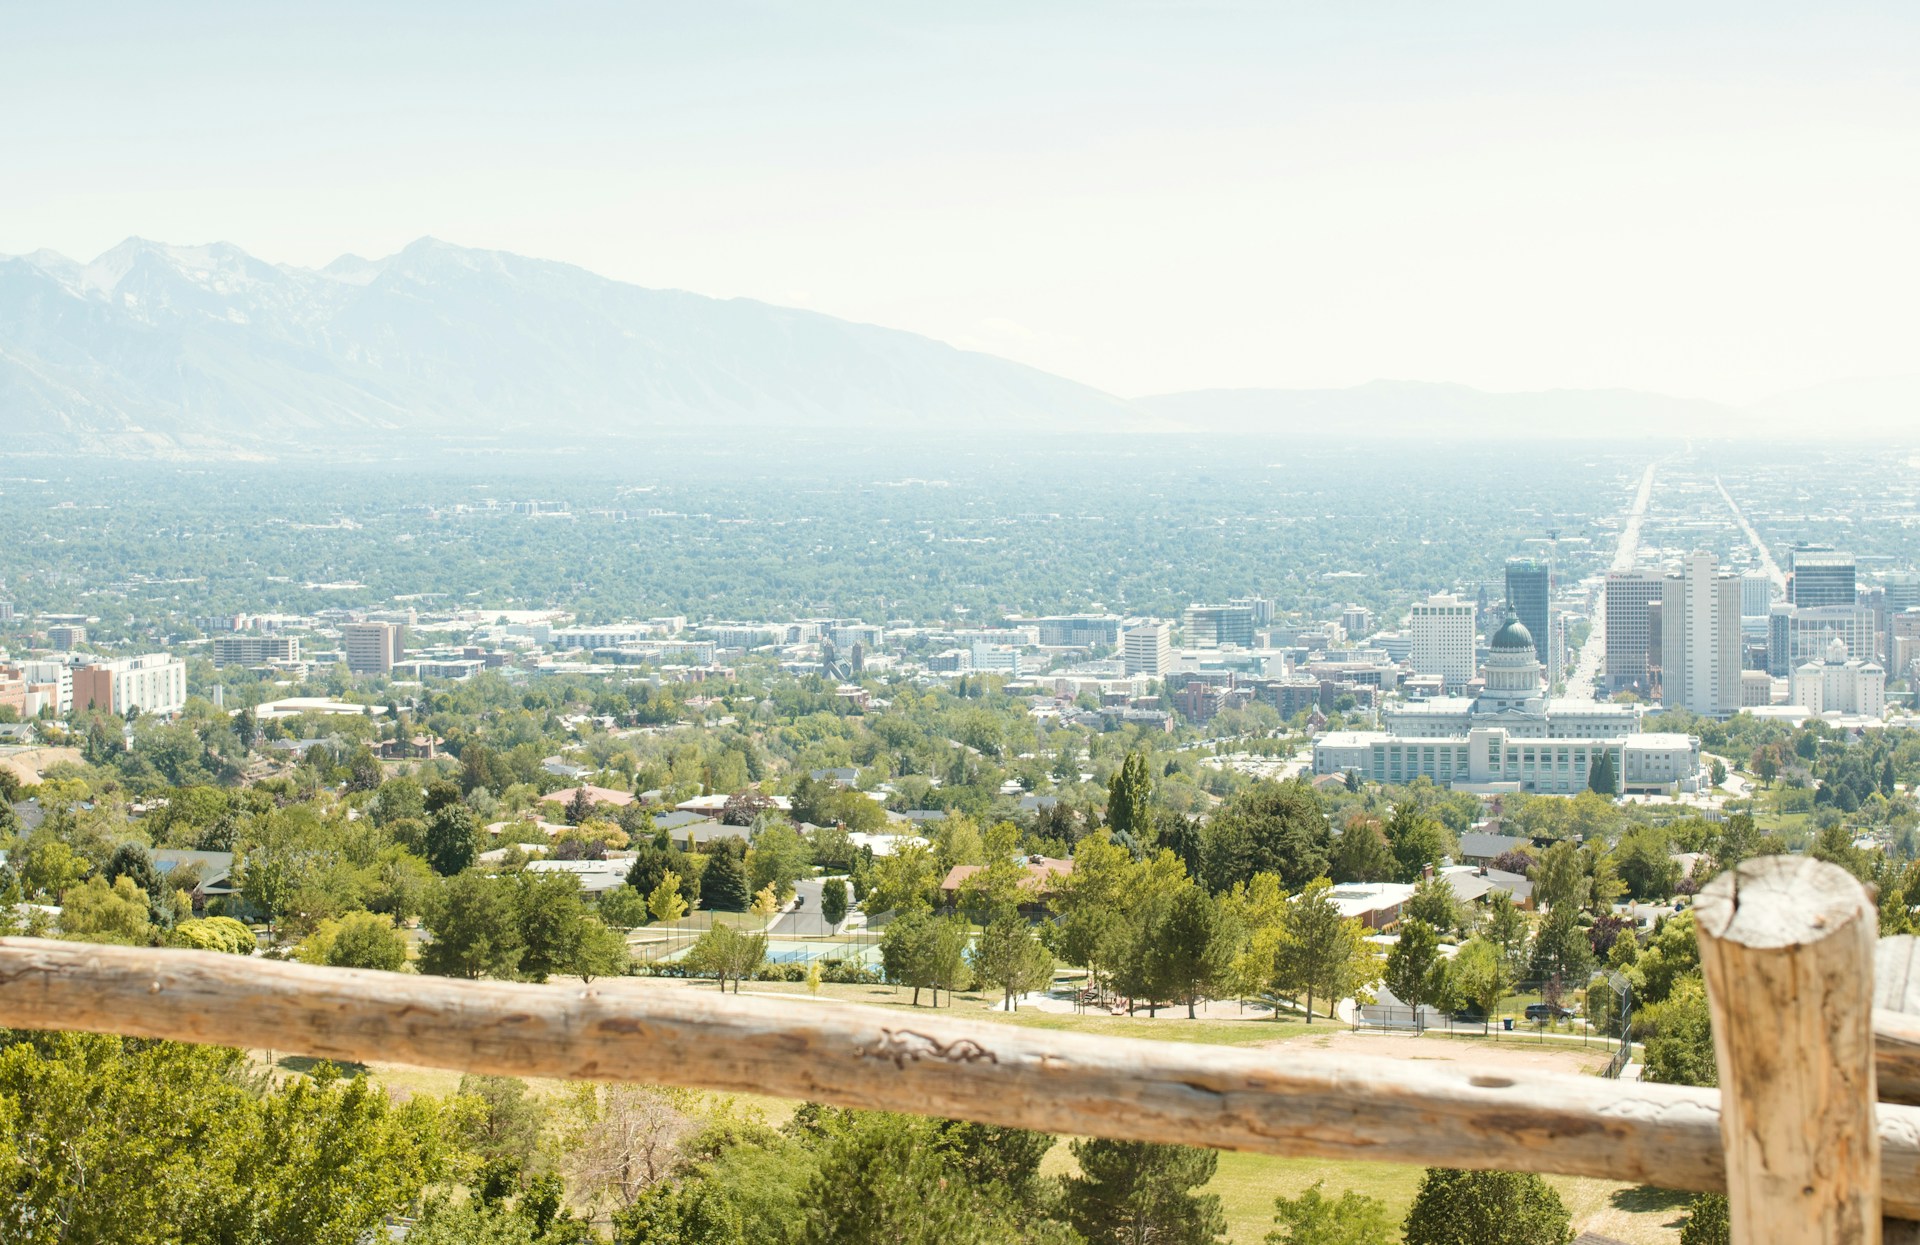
1135 381 1738 440
2 237 1903 458
0 237 1146 457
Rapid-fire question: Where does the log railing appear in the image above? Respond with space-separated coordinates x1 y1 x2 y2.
0 856 1905 1240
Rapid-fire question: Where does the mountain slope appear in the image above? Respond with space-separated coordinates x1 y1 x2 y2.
0 238 1144 457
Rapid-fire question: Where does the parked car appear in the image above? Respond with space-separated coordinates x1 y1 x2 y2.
1525 1003 1572 1022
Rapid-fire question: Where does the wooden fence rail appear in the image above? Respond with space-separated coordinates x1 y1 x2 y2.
0 856 1904 1240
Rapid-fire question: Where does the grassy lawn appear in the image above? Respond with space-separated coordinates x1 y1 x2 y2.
692 977 1345 1043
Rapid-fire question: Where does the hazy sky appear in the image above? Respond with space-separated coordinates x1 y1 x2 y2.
6 2 1916 403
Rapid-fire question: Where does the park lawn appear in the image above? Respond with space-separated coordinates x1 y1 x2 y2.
1204 1152 1687 1244
703 977 1345 1044
987 1008 1344 1046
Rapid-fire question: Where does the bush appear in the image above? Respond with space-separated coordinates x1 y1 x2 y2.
167 916 257 955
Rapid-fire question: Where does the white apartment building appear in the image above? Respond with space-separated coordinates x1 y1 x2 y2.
73 654 188 717
1409 594 1475 692
1663 552 1741 718
211 635 301 666
340 622 406 675
1123 621 1172 677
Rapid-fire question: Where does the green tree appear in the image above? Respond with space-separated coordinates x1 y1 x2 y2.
625 842 702 912
1679 1194 1730 1245
648 870 690 924
1614 825 1679 900
820 877 849 933
1143 882 1236 1018
299 910 409 971
1529 906 1594 983
1587 749 1618 794
425 803 483 877
1330 820 1396 884
864 841 940 915
1401 1168 1573 1245
167 916 256 954
599 884 653 930
925 915 973 1007
1202 780 1332 894
1483 891 1531 979
1643 977 1717 1089
702 850 753 913
421 870 524 979
685 923 767 992
57 875 155 945
1384 918 1449 1024
1062 1138 1226 1245
0 1034 450 1245
793 1113 1035 1245
880 906 938 1005
1107 750 1154 844
747 822 813 902
1446 936 1511 1026
1403 877 1460 934
1529 840 1588 913
1385 803 1452 884
970 913 1054 1011
1267 1181 1397 1245
457 1073 547 1173
1273 878 1379 1020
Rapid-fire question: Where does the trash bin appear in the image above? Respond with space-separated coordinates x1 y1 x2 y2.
1502 1018 1514 1032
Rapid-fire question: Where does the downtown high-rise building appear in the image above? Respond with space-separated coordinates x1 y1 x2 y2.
1409 593 1476 692
1504 558 1553 672
1604 570 1665 695
1788 545 1856 608
1740 571 1774 620
1662 551 1742 718
1182 604 1256 649
341 621 406 675
1123 621 1172 677
1767 602 1879 677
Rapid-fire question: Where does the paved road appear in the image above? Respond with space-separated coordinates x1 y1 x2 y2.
1716 474 1786 589
1566 460 1658 702
768 877 840 937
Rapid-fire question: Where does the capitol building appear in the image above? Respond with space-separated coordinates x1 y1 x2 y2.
1314 617 1703 795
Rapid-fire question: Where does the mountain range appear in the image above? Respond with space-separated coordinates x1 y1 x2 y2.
1 238 1910 458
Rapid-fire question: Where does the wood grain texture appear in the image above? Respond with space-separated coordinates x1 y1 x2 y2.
1697 856 1881 1244
1878 937 1920 1015
1878 1010 1920 1109
5 937 1920 1214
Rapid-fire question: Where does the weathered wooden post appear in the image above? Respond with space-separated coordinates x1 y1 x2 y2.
1697 856 1881 1244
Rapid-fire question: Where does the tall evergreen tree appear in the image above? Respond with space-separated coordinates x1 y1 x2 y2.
1143 882 1235 1018
702 850 752 912
1061 1139 1226 1245
1107 751 1154 844
1587 749 1618 795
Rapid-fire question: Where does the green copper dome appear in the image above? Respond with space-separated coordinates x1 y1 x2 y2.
1491 617 1535 652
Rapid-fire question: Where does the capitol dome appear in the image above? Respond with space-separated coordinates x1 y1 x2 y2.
1491 617 1535 653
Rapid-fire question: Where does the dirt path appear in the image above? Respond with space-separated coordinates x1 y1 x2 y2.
0 745 83 785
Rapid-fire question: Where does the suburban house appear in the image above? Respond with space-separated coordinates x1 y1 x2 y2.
1325 881 1416 930
545 784 636 812
939 856 1075 914
1458 831 1532 866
